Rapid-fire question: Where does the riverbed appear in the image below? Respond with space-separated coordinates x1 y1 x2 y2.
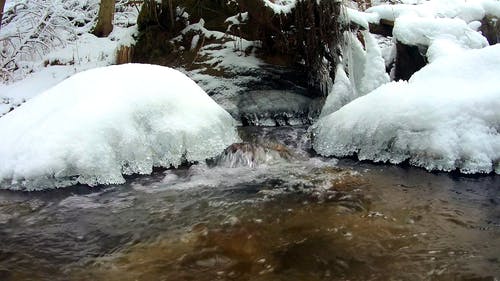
0 126 498 281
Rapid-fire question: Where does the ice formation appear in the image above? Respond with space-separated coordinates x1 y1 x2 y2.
236 90 315 126
320 65 353 118
320 31 389 117
0 64 239 190
313 45 500 174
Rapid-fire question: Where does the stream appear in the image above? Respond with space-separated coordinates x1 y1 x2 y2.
0 126 498 281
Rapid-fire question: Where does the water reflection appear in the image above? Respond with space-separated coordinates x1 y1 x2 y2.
0 127 498 281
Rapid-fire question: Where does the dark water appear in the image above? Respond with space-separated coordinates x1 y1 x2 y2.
0 127 498 281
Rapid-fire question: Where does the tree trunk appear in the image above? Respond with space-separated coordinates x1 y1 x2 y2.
168 0 174 28
0 0 6 30
93 0 115 37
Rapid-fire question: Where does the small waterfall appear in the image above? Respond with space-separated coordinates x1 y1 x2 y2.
213 142 293 168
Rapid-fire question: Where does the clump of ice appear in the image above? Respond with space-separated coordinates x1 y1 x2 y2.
359 31 391 95
0 64 240 190
320 65 353 118
313 44 500 174
0 0 139 83
425 38 467 62
320 31 389 117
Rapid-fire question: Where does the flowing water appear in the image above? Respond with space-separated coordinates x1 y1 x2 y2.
0 126 498 281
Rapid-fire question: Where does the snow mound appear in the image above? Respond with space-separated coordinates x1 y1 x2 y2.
0 64 239 190
313 45 500 174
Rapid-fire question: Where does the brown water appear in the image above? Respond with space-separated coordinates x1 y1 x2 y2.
0 127 498 281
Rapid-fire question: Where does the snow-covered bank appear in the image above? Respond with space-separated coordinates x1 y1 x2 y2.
0 64 239 190
313 45 500 174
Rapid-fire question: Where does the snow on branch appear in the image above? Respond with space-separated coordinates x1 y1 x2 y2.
0 0 136 82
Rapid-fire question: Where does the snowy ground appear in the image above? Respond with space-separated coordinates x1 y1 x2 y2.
0 26 137 116
0 0 137 116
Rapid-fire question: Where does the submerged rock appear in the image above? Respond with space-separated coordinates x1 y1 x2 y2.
212 142 294 168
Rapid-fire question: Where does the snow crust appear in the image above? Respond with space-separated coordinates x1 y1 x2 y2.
366 0 500 23
0 64 239 190
365 0 498 51
313 45 500 174
345 7 381 29
393 15 488 49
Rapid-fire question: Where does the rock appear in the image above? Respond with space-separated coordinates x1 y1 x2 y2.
212 142 294 168
394 41 427 81
369 19 394 37
481 16 499 45
233 90 321 126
